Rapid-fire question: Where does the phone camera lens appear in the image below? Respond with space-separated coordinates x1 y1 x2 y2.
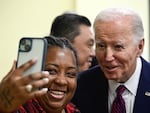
19 38 32 52
25 44 30 51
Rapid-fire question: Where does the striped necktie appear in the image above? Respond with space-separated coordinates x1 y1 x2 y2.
111 85 126 113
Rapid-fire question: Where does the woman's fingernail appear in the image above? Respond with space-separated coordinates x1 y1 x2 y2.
42 78 49 83
42 71 49 75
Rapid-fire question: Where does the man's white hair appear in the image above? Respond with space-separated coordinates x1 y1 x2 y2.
94 7 144 44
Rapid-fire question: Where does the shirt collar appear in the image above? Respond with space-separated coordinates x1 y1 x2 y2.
109 57 142 96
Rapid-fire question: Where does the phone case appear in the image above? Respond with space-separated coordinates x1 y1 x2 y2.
17 37 47 76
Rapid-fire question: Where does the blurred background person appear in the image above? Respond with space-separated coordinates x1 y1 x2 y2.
50 13 97 73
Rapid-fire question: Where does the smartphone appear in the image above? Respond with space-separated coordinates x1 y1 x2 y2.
17 37 48 76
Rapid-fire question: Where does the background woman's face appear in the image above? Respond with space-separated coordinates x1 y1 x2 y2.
38 47 77 111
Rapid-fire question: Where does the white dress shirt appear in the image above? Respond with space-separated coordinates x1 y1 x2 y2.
108 57 142 113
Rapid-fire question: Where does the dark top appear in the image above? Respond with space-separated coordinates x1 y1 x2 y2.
72 65 108 113
72 57 150 113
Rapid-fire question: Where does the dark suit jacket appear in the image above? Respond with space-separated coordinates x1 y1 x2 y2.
72 57 150 113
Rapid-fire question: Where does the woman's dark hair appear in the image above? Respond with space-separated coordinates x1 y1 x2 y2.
44 35 79 72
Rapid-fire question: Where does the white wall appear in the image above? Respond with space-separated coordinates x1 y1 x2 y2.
0 0 75 80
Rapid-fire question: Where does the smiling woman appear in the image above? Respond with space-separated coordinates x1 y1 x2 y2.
0 36 80 113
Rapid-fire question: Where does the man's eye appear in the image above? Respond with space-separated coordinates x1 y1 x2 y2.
114 45 124 50
88 43 94 48
96 43 105 48
87 39 94 47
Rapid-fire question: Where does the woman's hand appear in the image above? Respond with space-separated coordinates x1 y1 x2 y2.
0 59 49 113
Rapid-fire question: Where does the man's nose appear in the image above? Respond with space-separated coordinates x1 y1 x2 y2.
105 47 115 61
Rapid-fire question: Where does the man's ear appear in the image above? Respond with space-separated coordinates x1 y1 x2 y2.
137 38 144 57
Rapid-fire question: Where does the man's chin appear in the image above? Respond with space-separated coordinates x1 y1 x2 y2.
88 62 92 67
79 64 90 72
85 62 92 68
